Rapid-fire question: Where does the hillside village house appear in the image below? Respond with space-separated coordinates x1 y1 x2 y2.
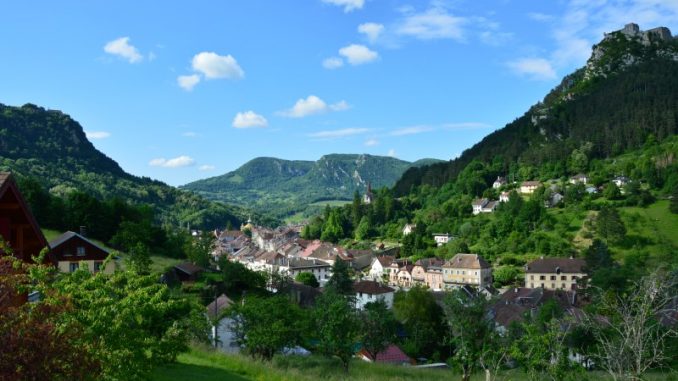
520 181 542 194
368 255 394 281
569 174 589 184
207 294 239 353
0 172 55 309
442 254 492 289
388 261 413 287
499 191 510 203
472 198 498 215
402 224 416 236
493 176 507 189
278 257 331 285
49 230 115 274
411 258 445 290
613 176 630 188
525 257 586 290
433 233 452 246
354 280 395 310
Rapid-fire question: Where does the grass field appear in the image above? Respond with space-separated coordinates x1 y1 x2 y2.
151 346 678 381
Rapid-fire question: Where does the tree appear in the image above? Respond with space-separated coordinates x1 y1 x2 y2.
670 185 678 214
587 272 678 380
393 286 446 359
230 296 305 361
295 272 319 288
321 209 344 243
125 243 152 274
184 234 213 268
354 216 371 241
314 291 358 373
359 299 397 361
218 257 266 293
596 206 626 244
604 183 622 200
326 259 353 296
584 239 613 272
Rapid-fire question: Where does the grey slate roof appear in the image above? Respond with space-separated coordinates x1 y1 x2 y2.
48 231 111 254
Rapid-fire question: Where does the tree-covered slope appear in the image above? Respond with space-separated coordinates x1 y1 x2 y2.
182 154 442 217
394 25 678 195
0 103 269 229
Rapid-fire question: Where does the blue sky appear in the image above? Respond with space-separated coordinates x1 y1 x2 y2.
2 0 678 186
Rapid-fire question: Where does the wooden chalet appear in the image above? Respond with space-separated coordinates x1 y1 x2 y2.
49 230 115 274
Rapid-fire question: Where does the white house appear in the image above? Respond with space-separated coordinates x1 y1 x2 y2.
279 257 332 285
613 176 630 188
433 233 452 247
472 198 498 215
368 256 395 281
402 224 416 236
493 176 507 189
207 294 239 354
520 181 542 194
499 191 510 203
569 174 588 185
354 280 395 310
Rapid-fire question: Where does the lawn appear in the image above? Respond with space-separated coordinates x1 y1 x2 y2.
617 199 678 267
152 346 678 381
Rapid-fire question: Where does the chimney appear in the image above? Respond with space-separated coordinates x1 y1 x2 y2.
79 226 87 238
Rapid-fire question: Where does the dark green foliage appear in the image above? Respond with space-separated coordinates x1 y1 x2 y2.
295 272 319 288
584 239 614 273
358 299 398 361
392 286 446 359
313 291 358 373
325 259 353 296
230 296 306 361
596 206 627 243
670 185 678 214
217 257 266 294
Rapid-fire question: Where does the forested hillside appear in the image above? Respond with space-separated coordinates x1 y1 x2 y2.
183 154 441 218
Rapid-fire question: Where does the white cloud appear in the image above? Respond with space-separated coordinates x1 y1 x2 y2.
233 111 268 128
507 58 557 81
338 44 379 65
321 0 364 13
323 57 344 69
387 149 397 158
279 95 349 118
390 125 434 136
182 131 198 137
149 155 195 168
358 23 385 43
396 6 467 41
528 12 554 22
104 37 143 63
199 165 216 171
309 128 369 139
85 131 111 140
177 74 201 91
364 138 379 146
191 52 244 80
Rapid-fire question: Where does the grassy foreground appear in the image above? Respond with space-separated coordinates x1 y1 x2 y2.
151 346 678 381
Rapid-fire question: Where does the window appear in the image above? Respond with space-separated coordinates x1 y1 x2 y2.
94 262 103 272
69 262 79 272
77 246 85 256
562 283 566 289
530 275 534 280
539 275 545 280
550 275 556 280
561 276 567 281
530 283 534 288
551 283 555 288
540 283 544 288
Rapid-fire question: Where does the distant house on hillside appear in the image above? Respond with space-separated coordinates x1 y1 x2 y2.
499 191 510 203
412 258 445 290
369 255 394 281
402 223 416 236
206 294 239 353
49 230 115 274
442 254 492 289
354 280 395 310
493 176 507 189
520 181 542 194
613 176 630 188
173 262 205 282
472 198 498 215
525 257 586 290
569 174 588 185
433 233 452 246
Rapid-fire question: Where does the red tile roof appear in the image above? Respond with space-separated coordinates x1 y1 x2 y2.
354 280 394 295
358 344 414 365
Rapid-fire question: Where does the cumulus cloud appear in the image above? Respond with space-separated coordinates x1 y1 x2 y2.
387 149 397 158
279 95 349 118
177 74 201 91
396 6 467 41
104 37 143 63
232 111 268 128
321 0 364 13
308 128 369 139
85 131 111 139
338 44 379 65
322 57 344 69
149 155 195 168
192 52 244 79
358 23 385 43
199 165 216 171
507 58 557 81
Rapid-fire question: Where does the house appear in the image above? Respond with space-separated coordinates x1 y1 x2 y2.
472 198 498 215
520 181 542 194
433 233 452 246
569 174 588 185
49 230 115 274
347 249 375 272
499 191 510 203
524 257 586 290
585 186 598 194
612 176 630 188
354 280 395 310
279 257 331 285
173 262 205 282
411 258 445 290
396 264 414 288
545 192 564 208
402 223 416 236
357 344 415 365
363 182 374 204
206 294 239 353
442 254 492 289
0 172 54 309
368 256 394 281
492 176 507 189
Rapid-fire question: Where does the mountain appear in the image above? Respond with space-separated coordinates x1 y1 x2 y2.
394 23 678 195
182 154 442 217
0 103 269 229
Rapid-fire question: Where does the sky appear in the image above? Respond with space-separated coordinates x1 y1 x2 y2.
2 0 678 186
